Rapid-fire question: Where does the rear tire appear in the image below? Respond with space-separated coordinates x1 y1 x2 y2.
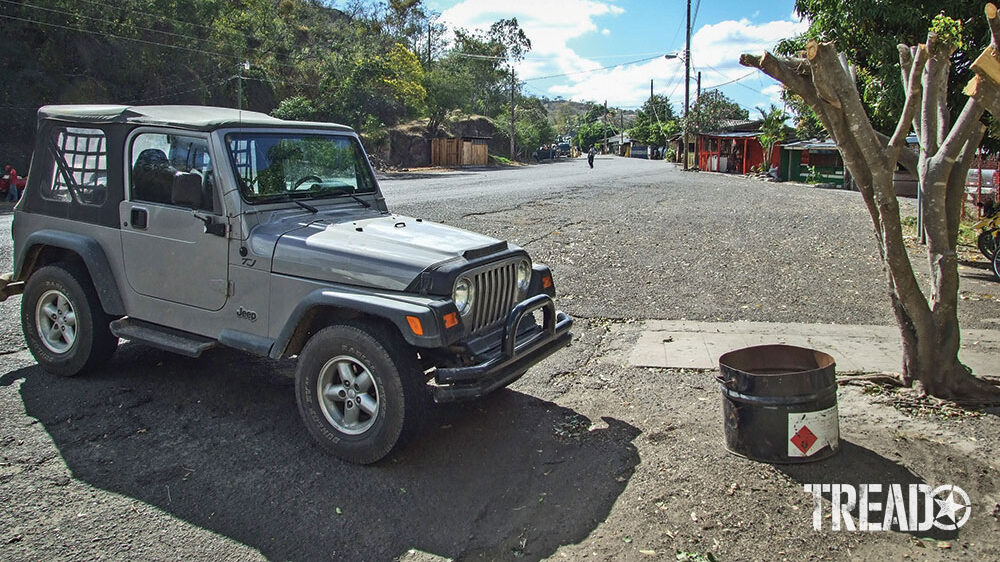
295 321 426 464
21 263 118 376
978 230 998 261
993 246 1000 282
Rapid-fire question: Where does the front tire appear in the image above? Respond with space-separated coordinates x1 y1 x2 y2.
295 322 426 464
21 263 119 376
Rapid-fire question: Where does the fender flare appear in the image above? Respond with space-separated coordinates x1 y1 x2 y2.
269 288 447 359
15 230 126 316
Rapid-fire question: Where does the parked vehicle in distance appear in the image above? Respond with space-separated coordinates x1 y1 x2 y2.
0 105 573 464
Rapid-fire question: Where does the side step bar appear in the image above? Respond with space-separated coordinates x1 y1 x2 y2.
0 273 24 303
110 318 218 358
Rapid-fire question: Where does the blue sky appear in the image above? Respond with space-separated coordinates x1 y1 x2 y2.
425 0 809 115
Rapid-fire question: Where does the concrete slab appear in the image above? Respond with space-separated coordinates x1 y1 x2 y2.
629 321 1000 376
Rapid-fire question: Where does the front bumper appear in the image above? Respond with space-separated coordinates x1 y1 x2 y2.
432 294 573 402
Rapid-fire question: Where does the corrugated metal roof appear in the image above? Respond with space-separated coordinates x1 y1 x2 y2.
699 131 760 139
781 138 838 151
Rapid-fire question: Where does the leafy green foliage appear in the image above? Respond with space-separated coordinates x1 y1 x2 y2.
684 90 749 134
497 95 556 156
0 0 535 162
791 0 985 141
930 13 963 51
757 104 787 164
627 94 679 145
273 96 318 121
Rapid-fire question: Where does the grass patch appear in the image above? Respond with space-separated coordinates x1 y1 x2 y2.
900 215 978 250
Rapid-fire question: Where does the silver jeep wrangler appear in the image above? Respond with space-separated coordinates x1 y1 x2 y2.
0 105 573 464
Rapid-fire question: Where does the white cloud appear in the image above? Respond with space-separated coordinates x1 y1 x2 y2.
439 2 808 112
441 0 626 81
760 84 785 106
546 17 808 110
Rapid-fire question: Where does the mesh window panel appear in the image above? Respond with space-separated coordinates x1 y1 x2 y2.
45 127 108 206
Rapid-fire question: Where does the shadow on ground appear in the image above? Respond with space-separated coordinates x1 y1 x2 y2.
777 440 961 540
2 343 640 561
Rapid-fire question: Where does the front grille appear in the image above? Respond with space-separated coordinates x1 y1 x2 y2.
467 259 520 334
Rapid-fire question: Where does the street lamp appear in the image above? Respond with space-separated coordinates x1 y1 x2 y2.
662 1 693 170
662 50 689 170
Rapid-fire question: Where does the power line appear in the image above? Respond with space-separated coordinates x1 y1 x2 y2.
4 0 225 50
60 0 220 32
524 54 667 82
701 70 757 89
132 76 235 103
0 13 233 59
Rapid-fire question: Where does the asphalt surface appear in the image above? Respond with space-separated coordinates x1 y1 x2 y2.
1 157 998 561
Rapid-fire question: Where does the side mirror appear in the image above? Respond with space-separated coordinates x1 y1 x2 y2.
170 171 203 209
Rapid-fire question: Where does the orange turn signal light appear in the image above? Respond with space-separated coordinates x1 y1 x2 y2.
443 312 459 329
406 316 424 336
542 276 553 289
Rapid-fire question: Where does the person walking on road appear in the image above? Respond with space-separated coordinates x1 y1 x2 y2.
587 146 595 169
4 165 17 202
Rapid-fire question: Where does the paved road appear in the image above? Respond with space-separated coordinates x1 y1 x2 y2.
1 158 998 561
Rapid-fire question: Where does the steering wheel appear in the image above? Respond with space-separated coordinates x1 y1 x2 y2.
292 175 323 190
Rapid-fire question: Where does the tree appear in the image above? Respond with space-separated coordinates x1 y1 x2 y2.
272 95 318 121
423 63 473 133
628 94 679 145
757 104 788 167
741 7 1000 401
791 0 995 146
498 96 555 156
450 18 530 119
321 42 426 133
684 90 749 133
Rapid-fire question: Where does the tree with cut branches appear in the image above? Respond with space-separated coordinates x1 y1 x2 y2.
740 5 1000 402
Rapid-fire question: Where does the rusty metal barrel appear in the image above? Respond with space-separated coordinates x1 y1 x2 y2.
718 344 840 463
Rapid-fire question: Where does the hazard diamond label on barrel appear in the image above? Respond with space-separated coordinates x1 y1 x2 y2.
788 405 839 457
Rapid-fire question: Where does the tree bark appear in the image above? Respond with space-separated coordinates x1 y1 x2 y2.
740 4 1000 403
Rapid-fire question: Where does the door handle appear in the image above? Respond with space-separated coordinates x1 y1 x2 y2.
130 207 148 229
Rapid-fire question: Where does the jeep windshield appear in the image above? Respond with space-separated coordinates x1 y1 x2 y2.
226 133 377 203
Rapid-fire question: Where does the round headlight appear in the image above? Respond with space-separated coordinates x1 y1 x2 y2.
516 260 531 294
453 277 475 316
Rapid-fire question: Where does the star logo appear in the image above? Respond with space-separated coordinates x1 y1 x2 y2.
931 485 972 530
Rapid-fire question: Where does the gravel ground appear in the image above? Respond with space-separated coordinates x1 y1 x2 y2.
1 159 998 561
384 157 997 330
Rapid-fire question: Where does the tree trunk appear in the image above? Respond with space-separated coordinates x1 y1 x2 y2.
740 5 1000 403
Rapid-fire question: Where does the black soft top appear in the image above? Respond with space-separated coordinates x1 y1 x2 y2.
37 104 355 133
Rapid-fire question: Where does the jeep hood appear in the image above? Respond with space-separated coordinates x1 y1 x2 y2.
261 212 508 291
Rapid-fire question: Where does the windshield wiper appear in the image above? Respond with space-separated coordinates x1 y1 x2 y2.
293 199 318 213
306 187 372 208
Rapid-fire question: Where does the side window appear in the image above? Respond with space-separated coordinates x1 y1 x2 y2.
43 127 108 206
130 133 216 212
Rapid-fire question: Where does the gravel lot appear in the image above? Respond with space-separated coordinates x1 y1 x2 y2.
1 157 998 561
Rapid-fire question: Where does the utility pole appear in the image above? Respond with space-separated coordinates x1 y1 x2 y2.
604 100 611 150
237 59 249 111
510 66 516 159
620 111 624 154
697 71 702 102
683 0 691 170
427 22 432 67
